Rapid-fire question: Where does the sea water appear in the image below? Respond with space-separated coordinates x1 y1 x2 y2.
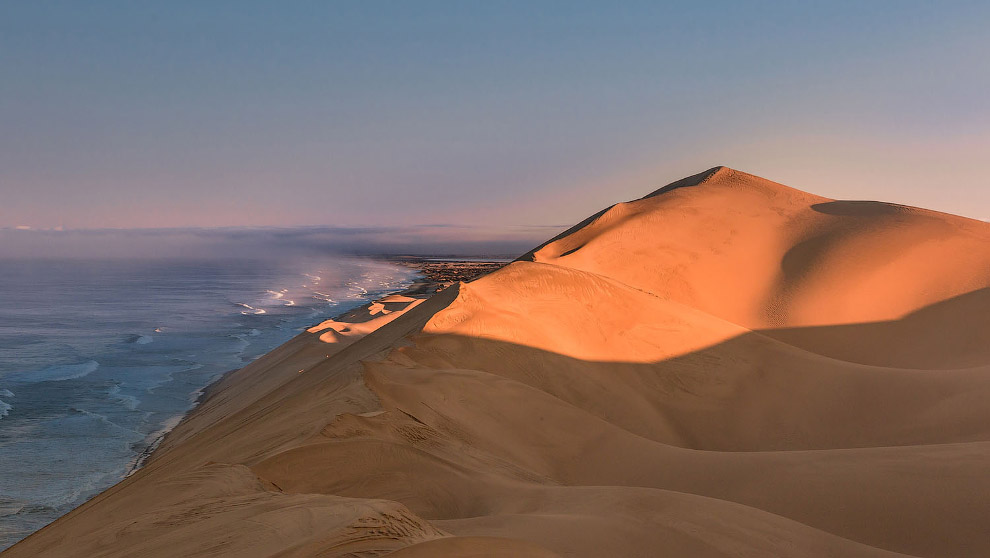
0 255 415 549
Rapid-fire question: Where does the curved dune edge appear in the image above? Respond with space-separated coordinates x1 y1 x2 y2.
5 167 989 558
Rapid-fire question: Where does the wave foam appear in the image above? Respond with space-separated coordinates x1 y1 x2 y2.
236 303 266 315
8 360 100 383
127 414 185 477
107 385 140 411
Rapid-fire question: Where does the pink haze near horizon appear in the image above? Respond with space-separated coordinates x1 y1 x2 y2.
2 2 988 232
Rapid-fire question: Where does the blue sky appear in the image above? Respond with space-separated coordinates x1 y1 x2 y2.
2 1 988 230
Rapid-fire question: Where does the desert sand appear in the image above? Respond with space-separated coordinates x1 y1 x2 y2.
6 167 989 557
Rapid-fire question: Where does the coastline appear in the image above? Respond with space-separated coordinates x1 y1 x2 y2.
6 168 990 558
126 256 508 476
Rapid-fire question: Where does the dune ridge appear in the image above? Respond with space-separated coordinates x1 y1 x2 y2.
5 167 989 558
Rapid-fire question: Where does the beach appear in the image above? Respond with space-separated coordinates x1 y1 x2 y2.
4 168 989 557
142 257 508 464
0 255 481 550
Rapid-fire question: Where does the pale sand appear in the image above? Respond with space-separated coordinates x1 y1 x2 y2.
6 167 989 557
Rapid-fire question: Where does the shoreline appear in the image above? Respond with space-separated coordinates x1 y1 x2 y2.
8 168 990 558
126 256 508 476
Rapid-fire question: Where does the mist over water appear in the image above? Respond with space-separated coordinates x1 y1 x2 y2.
0 225 545 260
0 231 425 550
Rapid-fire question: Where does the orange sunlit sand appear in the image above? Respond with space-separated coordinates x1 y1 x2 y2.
7 167 989 557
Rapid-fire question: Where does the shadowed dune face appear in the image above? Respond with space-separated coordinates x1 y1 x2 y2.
6 167 990 558
408 267 990 453
811 200 913 216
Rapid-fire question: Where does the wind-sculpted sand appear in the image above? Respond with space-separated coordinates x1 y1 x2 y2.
7 167 989 557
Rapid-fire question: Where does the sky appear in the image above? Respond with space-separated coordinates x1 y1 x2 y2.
2 1 988 233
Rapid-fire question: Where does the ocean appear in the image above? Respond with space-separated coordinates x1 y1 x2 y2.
0 254 416 550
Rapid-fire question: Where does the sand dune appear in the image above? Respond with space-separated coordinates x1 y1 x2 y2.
524 167 989 330
6 167 989 557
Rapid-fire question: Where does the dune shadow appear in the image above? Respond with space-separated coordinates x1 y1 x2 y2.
811 200 910 216
759 287 990 369
403 286 990 453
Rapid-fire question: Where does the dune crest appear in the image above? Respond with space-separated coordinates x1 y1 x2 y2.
7 168 990 558
524 166 989 330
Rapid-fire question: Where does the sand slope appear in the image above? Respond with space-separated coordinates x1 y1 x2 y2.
6 167 990 558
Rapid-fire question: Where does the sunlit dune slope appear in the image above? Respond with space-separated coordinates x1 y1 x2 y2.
523 167 989 331
6 167 989 558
